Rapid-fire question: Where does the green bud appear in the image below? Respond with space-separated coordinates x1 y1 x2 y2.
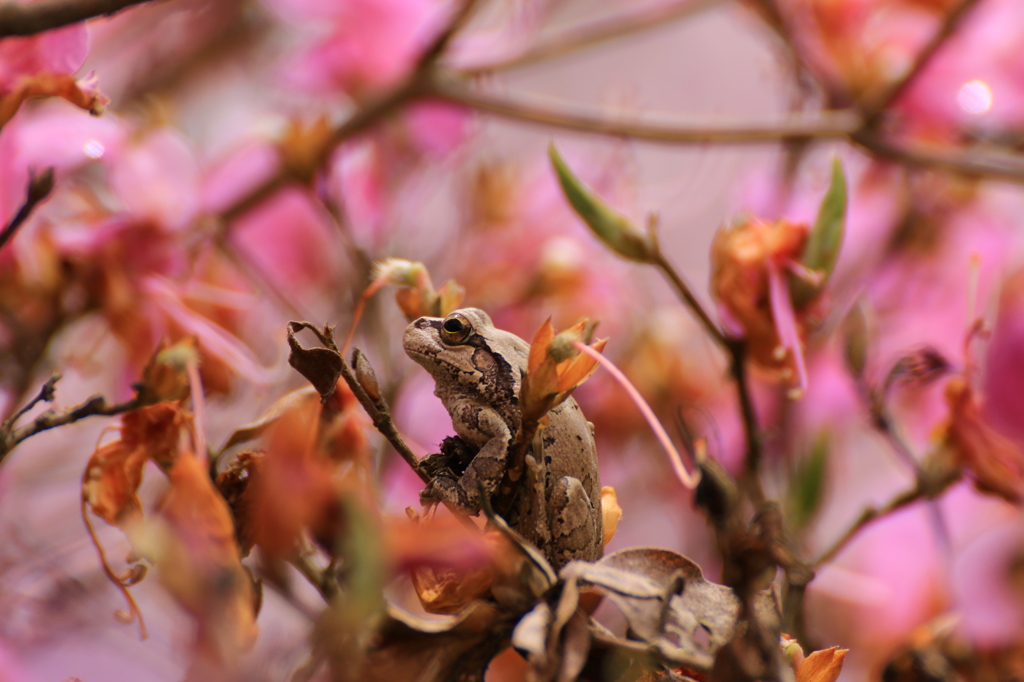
841 300 870 378
549 143 654 263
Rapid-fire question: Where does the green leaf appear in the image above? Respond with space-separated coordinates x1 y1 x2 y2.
792 157 846 306
788 432 829 531
548 143 654 263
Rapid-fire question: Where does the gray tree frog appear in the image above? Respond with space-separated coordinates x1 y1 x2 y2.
403 308 603 567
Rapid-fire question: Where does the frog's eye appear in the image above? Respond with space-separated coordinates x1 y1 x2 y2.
440 313 473 344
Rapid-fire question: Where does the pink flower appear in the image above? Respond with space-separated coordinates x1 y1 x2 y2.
108 128 200 230
984 268 1024 445
0 24 87 91
228 186 341 299
897 0 1024 137
952 516 1024 646
267 0 446 96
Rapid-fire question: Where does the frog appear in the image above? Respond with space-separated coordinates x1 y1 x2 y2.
403 307 603 568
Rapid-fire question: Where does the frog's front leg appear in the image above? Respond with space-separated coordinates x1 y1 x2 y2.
547 476 602 566
421 406 512 515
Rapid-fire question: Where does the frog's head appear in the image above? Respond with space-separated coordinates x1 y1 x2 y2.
403 307 529 390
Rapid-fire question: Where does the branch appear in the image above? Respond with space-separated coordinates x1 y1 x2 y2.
812 459 960 568
433 76 861 144
337 350 429 485
0 372 60 435
853 132 1024 184
0 168 54 251
0 386 143 465
460 0 723 75
0 0 160 37
648 252 766 503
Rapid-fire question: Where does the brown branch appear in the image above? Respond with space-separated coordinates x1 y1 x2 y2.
0 167 54 251
433 76 861 144
853 132 1024 184
648 251 766 503
0 371 60 435
812 459 961 568
0 0 160 37
460 0 723 75
1 387 144 464
652 254 725 346
337 350 429 485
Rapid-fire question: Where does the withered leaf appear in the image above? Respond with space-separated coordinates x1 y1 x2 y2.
325 602 511 682
287 321 343 401
561 547 779 672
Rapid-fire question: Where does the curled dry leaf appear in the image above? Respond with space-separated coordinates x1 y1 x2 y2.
82 403 186 525
244 404 342 559
943 376 1024 504
557 547 780 673
287 321 343 401
404 525 517 615
132 451 257 670
322 601 510 682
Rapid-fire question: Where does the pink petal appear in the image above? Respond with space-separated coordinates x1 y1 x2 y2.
767 259 808 397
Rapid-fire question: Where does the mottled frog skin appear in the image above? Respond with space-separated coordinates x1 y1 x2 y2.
403 308 602 567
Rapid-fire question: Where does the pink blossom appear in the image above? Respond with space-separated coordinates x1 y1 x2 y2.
403 101 471 159
0 103 125 232
898 0 1024 136
108 128 200 230
228 186 341 297
0 24 88 91
199 141 281 215
983 268 1024 445
267 0 446 96
952 516 1024 646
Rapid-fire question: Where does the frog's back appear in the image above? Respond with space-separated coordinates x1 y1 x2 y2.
544 397 601 503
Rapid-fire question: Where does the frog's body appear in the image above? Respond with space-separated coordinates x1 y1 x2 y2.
403 308 603 567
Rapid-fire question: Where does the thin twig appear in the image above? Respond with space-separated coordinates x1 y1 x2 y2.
648 252 765 502
417 0 484 67
652 254 725 346
0 168 54 251
336 353 429 484
813 457 961 567
0 0 160 37
460 0 723 75
727 339 766 505
0 372 61 435
812 486 923 567
1 392 143 464
433 76 861 144
861 0 985 122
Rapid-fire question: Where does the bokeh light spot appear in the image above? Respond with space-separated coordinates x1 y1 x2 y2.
957 80 993 115
84 139 105 159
